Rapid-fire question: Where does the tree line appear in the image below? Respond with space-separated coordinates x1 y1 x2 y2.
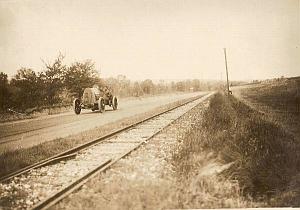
0 54 221 113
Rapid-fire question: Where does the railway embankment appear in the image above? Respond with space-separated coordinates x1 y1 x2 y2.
0 94 210 209
189 93 300 206
56 92 300 209
54 93 256 209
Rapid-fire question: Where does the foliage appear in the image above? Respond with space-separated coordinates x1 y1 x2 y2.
10 68 44 111
0 53 228 113
132 81 143 97
140 79 155 94
0 72 10 111
64 60 99 97
40 53 66 106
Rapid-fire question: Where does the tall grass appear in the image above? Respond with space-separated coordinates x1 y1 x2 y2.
173 92 300 206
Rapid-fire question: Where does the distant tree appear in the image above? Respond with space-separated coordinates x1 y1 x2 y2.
64 60 99 97
41 53 66 106
156 80 167 94
191 79 201 91
175 81 185 91
0 72 10 111
133 81 143 97
105 77 119 95
104 75 131 97
141 79 154 94
10 68 43 111
170 81 176 92
117 75 131 97
185 80 192 91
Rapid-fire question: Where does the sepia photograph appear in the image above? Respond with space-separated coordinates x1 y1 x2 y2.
0 0 299 209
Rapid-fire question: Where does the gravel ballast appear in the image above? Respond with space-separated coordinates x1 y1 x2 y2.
53 94 213 210
0 94 213 210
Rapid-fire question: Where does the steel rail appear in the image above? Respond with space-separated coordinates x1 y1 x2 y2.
0 93 208 183
31 93 212 210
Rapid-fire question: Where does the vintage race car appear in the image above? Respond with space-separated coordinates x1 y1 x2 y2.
73 87 118 114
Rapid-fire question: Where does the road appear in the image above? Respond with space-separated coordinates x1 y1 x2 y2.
0 92 206 153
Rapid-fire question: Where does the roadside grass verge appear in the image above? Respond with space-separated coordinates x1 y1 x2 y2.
0 96 198 178
0 105 72 123
173 92 300 206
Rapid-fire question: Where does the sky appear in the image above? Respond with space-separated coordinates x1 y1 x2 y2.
0 0 299 81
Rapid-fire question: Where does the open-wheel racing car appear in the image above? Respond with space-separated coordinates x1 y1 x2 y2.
73 86 118 115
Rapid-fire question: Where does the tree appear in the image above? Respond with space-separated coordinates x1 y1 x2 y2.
117 75 131 97
175 81 185 91
105 77 119 95
10 68 43 111
141 79 155 94
0 72 10 111
132 81 143 97
155 80 167 94
64 60 99 97
104 75 131 97
41 53 66 106
191 79 201 91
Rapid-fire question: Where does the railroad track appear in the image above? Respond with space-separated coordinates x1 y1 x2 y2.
0 93 213 210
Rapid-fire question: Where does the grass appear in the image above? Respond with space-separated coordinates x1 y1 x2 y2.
173 92 300 206
60 175 252 209
242 78 300 114
0 105 72 123
234 78 300 205
239 78 300 137
0 97 196 178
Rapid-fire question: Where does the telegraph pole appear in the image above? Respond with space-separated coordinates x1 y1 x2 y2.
223 48 230 95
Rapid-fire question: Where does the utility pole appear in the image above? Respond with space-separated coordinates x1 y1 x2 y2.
223 48 230 95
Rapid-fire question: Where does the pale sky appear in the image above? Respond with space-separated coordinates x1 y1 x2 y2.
0 0 299 81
